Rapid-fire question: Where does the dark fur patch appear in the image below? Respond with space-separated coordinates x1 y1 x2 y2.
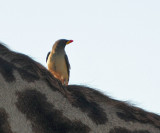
17 68 40 82
109 127 150 133
0 57 39 83
0 57 15 82
0 43 40 76
67 85 108 125
116 104 160 129
16 89 90 133
0 108 13 133
0 43 60 91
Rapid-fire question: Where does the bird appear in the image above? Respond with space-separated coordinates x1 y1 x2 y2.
46 39 73 86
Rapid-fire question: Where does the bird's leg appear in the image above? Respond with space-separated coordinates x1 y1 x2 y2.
61 79 65 86
60 77 68 86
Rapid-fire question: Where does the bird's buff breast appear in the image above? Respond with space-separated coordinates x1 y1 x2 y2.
47 53 68 80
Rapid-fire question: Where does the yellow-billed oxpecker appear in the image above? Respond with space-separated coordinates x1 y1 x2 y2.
46 39 73 86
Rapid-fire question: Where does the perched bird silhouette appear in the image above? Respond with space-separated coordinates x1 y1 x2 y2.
46 39 73 86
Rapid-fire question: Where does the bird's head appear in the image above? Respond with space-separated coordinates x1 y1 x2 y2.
52 39 73 51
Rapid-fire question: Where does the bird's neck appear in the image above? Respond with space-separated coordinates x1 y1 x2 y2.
52 49 65 54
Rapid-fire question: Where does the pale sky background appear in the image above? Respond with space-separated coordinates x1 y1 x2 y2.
0 0 160 114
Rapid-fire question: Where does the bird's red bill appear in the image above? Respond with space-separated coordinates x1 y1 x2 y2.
66 40 73 44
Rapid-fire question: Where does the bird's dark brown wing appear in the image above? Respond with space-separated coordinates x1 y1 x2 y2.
65 54 70 80
46 52 51 62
